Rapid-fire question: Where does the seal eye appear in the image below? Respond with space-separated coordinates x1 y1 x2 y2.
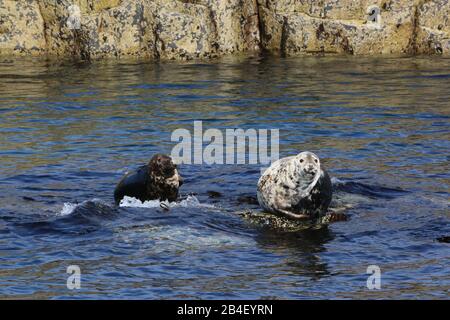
314 159 318 163
299 159 304 163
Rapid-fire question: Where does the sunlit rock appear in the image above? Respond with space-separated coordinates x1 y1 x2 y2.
258 0 418 55
0 0 46 55
415 0 450 55
0 0 449 59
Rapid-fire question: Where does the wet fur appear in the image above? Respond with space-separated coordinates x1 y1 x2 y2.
114 154 183 205
257 152 332 220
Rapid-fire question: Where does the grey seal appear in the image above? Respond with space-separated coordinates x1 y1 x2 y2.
257 151 332 220
114 154 183 205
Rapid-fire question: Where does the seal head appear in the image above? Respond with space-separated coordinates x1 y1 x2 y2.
146 154 183 202
295 151 322 197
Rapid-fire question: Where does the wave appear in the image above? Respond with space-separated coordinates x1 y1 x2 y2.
331 177 409 200
60 202 79 216
59 195 213 217
59 198 114 216
12 199 117 237
10 177 412 238
119 195 215 209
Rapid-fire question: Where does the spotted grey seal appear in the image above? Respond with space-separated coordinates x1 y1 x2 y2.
114 154 183 205
257 151 332 220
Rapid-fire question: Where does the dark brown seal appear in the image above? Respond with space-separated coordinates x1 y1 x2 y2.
114 154 183 205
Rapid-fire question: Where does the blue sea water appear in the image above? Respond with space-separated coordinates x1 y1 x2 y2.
0 55 449 299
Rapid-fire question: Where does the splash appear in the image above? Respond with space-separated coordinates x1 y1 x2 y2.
60 202 78 216
59 198 112 216
119 196 162 208
119 195 215 209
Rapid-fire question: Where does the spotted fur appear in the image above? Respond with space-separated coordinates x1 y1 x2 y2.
257 152 332 220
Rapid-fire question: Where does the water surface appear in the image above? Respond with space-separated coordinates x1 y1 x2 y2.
0 55 449 299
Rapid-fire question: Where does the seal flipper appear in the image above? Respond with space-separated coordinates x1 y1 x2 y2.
275 208 310 220
114 165 149 205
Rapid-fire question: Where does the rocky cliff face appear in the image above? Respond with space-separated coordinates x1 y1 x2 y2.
0 0 448 60
258 0 449 56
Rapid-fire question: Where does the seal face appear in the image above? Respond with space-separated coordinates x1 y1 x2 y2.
114 154 183 205
257 151 332 220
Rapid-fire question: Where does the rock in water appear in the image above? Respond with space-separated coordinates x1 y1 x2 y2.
257 151 332 220
114 154 183 205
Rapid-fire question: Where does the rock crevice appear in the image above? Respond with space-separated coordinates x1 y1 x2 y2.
0 0 448 59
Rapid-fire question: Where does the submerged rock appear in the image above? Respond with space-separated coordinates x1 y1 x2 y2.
239 210 347 232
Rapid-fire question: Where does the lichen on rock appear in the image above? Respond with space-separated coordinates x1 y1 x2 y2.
258 0 423 56
415 0 450 55
0 0 449 60
0 0 46 55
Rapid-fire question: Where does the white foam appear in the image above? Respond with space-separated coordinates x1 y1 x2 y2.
119 195 215 209
119 196 162 208
59 198 111 216
60 202 78 216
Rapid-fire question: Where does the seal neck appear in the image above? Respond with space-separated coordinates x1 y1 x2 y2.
292 164 321 197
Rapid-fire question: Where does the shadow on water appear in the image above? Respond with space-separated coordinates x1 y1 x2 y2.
253 227 334 279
